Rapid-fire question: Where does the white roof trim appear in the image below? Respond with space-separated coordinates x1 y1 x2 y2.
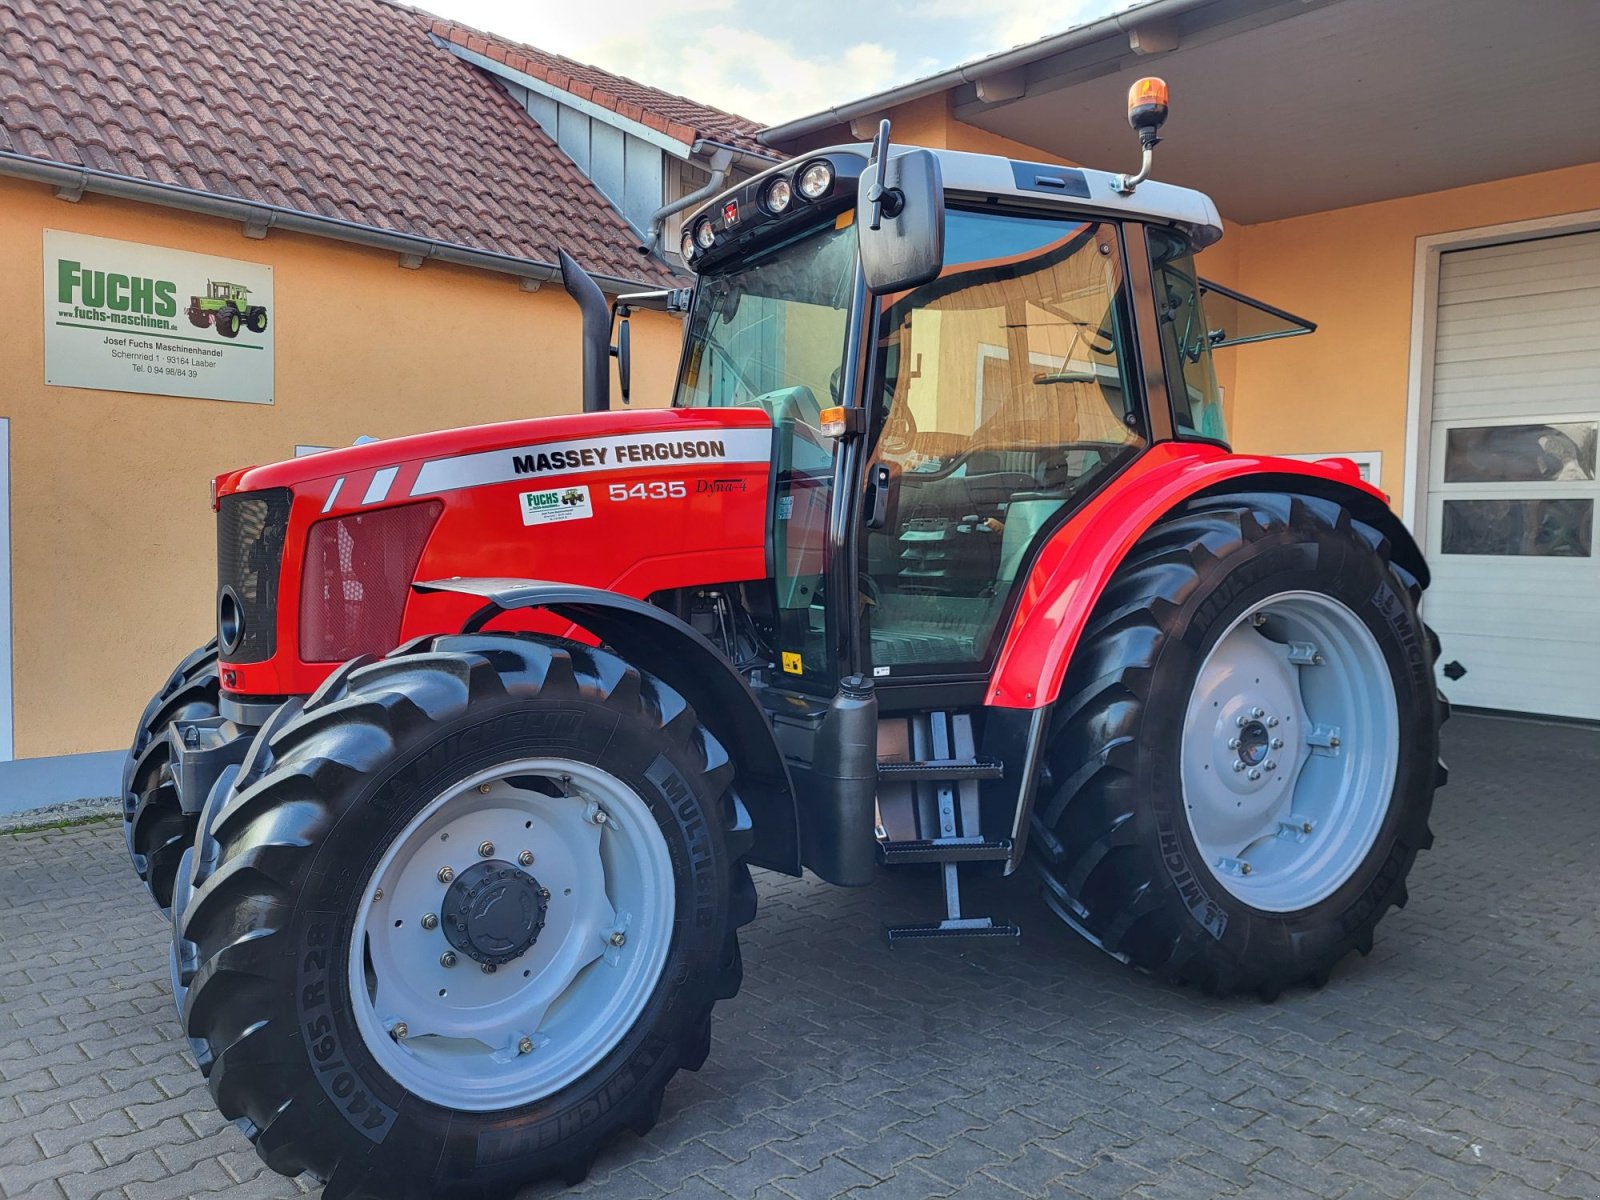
438 40 696 160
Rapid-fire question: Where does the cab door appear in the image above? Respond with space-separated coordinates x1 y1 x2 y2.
860 207 1147 681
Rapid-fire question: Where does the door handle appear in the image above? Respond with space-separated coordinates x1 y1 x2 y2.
864 464 894 530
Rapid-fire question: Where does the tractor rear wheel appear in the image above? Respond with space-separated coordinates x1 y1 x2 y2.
177 634 754 1198
214 305 241 338
1028 492 1444 999
124 640 220 909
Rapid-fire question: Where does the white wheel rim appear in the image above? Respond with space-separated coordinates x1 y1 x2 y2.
348 758 675 1112
1180 590 1399 913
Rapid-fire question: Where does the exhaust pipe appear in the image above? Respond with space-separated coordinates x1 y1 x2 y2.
559 249 610 412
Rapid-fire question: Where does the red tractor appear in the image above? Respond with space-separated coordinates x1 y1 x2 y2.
124 82 1444 1199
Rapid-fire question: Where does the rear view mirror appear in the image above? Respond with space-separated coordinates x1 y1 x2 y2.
857 133 944 295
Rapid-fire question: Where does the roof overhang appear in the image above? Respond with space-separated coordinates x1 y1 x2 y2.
764 0 1600 224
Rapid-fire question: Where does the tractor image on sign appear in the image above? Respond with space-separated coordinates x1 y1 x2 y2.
186 279 268 338
125 81 1446 1199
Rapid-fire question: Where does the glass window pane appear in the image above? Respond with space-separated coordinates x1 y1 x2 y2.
1440 498 1593 557
863 209 1143 669
1149 229 1226 441
1443 423 1597 483
1197 279 1316 347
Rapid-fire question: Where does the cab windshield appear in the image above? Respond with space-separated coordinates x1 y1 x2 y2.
673 219 856 423
674 217 858 688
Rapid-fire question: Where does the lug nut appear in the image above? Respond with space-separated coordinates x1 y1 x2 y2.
481 963 497 975
478 841 495 858
1227 737 1241 750
1233 761 1246 773
609 932 627 948
1301 822 1314 835
1251 707 1265 719
518 850 534 867
439 951 457 968
1236 715 1250 727
391 1022 408 1040
1264 760 1277 772
421 913 438 930
1271 737 1284 750
437 866 455 884
537 887 551 901
517 1036 534 1055
478 783 492 794
1267 717 1280 728
1240 862 1253 876
1248 768 1262 781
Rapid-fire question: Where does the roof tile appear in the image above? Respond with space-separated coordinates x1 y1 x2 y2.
0 0 684 284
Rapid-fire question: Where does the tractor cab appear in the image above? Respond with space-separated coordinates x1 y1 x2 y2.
674 122 1310 700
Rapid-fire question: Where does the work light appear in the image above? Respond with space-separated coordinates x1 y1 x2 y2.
764 176 794 214
796 160 833 200
680 231 696 260
695 219 716 249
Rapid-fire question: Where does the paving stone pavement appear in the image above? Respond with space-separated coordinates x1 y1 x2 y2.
1 712 1597 1200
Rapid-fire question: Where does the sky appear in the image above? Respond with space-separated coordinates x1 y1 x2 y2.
417 0 1126 125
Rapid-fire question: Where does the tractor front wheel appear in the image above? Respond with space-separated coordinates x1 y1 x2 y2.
244 306 268 333
214 305 241 338
177 634 754 1197
123 641 220 908
1029 492 1443 999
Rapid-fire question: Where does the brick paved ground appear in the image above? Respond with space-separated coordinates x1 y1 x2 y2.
1 712 1596 1200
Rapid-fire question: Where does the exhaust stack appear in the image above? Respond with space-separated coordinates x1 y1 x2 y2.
559 249 611 412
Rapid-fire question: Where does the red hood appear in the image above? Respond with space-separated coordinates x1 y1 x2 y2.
214 406 774 499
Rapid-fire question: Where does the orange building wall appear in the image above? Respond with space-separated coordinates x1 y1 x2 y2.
0 175 683 759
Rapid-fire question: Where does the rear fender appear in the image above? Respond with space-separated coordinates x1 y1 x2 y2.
987 444 1427 710
414 577 801 875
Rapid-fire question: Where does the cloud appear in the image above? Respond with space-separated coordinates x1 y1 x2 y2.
421 0 1121 123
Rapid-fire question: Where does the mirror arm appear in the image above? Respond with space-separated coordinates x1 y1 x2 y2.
865 118 904 230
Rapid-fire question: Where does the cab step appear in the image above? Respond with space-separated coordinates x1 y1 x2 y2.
885 862 1021 946
877 757 1004 783
877 836 1012 865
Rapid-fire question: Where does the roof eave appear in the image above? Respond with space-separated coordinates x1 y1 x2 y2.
758 0 1211 147
0 150 678 295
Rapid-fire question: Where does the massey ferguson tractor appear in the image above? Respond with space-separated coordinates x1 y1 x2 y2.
124 80 1444 1199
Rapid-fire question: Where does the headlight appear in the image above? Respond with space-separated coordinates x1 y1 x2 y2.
695 219 716 249
763 176 793 214
797 160 834 200
300 501 442 662
680 230 696 260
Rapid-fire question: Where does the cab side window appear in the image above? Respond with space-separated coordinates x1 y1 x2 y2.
1149 227 1227 442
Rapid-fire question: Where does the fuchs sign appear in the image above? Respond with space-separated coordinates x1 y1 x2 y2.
43 230 275 404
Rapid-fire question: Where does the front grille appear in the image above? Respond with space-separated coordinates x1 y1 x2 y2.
217 488 292 663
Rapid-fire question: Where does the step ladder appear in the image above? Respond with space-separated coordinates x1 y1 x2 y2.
877 713 1021 945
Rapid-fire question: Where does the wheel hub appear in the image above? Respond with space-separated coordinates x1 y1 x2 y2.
440 860 549 966
1236 719 1270 767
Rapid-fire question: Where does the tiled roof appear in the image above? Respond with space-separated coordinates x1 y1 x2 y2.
428 18 770 157
0 0 681 285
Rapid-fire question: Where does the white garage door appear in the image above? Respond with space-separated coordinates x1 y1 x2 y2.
1423 229 1600 720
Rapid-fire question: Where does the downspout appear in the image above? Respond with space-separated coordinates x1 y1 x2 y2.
638 144 736 257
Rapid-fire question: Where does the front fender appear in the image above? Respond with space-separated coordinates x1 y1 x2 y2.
987 443 1426 710
415 577 801 876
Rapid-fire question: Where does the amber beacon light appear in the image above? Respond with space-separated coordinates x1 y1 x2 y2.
1115 76 1171 194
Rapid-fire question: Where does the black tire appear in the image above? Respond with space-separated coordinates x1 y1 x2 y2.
245 306 268 333
178 633 755 1199
1028 491 1444 999
124 640 220 909
214 305 240 338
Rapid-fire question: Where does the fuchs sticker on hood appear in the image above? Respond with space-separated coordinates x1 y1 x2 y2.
410 428 772 498
520 485 593 526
